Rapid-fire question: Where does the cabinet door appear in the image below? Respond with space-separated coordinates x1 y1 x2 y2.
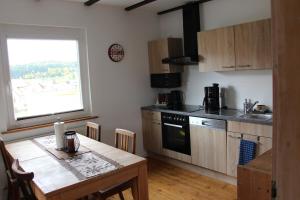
142 117 152 151
149 121 162 154
198 26 236 72
235 19 272 70
227 132 242 177
226 132 269 177
148 38 183 74
257 136 272 156
148 39 170 74
191 125 227 173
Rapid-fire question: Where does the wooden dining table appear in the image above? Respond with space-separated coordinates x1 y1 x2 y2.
5 134 149 200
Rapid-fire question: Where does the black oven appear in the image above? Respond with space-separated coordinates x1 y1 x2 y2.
161 112 191 155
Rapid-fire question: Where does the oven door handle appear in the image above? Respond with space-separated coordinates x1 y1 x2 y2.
163 123 183 129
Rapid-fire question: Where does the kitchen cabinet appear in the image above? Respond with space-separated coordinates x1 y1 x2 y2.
227 121 272 138
198 26 236 72
142 110 162 154
198 19 272 72
190 117 227 174
235 19 272 70
227 132 242 177
148 38 183 74
226 121 272 177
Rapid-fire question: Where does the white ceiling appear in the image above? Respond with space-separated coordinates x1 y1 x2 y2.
64 0 193 12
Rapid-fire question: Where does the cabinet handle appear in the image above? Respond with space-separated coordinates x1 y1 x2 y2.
222 66 235 69
228 135 242 139
237 64 252 68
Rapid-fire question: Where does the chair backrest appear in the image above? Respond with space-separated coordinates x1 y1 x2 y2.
86 122 101 142
0 137 14 178
1 138 20 200
12 159 36 200
115 129 136 154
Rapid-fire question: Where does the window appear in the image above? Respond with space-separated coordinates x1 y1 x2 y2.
0 24 91 128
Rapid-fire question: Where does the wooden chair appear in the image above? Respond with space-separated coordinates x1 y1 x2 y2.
11 159 36 200
0 137 19 200
114 129 136 154
97 129 137 200
86 122 101 142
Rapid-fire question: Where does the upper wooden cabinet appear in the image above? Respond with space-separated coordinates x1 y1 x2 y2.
198 26 236 72
148 38 183 74
235 19 272 70
198 19 272 72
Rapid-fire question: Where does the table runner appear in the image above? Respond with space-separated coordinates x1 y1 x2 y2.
34 135 90 159
33 135 123 179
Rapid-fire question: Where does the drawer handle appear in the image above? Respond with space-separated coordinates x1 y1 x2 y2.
228 135 242 139
222 66 235 69
238 64 252 68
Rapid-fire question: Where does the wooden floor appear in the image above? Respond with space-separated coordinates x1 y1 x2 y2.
109 158 237 200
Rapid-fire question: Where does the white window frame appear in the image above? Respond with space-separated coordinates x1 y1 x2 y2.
0 24 92 129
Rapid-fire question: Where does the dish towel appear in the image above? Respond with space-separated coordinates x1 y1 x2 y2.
239 139 257 165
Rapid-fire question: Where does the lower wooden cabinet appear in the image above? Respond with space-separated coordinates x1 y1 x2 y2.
226 121 272 177
148 121 162 154
141 112 273 179
142 111 162 154
227 132 242 177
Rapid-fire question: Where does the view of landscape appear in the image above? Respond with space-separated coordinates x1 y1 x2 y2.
7 39 83 119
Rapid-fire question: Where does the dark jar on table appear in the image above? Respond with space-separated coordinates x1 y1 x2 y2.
64 131 80 153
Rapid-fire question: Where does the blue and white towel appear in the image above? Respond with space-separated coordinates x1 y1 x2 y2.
239 139 257 165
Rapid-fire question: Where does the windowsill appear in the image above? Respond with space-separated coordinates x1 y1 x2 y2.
2 115 98 135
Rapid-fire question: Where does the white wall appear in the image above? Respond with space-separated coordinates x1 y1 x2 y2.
0 0 160 198
159 0 273 109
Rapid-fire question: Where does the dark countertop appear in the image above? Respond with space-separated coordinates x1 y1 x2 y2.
141 105 273 126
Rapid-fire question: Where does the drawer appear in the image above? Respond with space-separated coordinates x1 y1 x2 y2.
142 110 161 122
227 121 272 138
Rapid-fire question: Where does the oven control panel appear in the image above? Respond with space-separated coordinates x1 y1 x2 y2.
161 113 189 124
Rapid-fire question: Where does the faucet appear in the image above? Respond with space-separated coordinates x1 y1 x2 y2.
244 99 259 114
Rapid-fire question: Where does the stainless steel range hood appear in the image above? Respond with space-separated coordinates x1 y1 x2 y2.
162 2 200 66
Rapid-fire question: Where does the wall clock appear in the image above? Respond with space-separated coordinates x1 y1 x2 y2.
108 43 124 62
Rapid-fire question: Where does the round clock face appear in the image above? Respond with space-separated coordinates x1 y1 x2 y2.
108 44 124 62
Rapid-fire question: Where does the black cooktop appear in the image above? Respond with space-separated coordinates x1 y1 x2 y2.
159 105 203 113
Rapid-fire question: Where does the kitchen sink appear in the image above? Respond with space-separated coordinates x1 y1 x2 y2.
239 113 272 121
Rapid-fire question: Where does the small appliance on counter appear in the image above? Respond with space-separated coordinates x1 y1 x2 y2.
167 90 183 109
203 83 227 111
203 83 220 111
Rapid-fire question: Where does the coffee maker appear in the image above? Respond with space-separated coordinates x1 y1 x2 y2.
203 83 220 111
